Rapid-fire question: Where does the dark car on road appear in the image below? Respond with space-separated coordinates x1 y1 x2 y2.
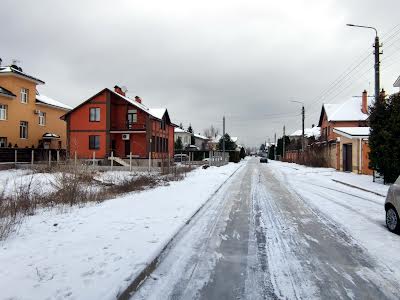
260 157 268 163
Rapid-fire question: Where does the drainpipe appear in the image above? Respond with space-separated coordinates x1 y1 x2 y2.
359 138 362 174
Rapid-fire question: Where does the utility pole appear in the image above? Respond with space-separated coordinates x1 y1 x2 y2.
282 125 286 160
222 116 226 162
302 105 305 152
274 133 277 160
347 24 381 101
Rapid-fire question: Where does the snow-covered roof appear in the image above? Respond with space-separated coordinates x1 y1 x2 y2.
394 75 400 88
174 128 190 134
194 133 209 140
36 93 72 110
322 98 369 123
290 127 321 138
231 136 238 143
0 86 16 98
333 127 370 139
42 133 61 139
149 108 166 120
0 66 45 84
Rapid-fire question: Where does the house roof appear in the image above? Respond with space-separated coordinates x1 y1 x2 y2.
62 88 176 125
194 133 209 140
318 97 370 126
36 93 72 110
0 86 16 98
290 127 321 138
174 128 190 134
394 75 400 88
333 127 370 139
0 65 45 84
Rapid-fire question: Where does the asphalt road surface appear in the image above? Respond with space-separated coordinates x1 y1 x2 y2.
131 158 400 300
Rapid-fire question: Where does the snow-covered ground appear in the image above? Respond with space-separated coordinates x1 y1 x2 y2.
267 161 400 279
0 162 243 300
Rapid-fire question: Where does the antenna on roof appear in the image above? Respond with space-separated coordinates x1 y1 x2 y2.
121 86 128 94
0 58 2 66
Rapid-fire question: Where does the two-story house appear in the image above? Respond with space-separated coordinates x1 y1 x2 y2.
317 90 371 173
0 63 71 149
62 86 176 161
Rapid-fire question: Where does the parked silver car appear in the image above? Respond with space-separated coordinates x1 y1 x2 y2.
385 176 400 233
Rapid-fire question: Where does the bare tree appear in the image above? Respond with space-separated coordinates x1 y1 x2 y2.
203 125 219 138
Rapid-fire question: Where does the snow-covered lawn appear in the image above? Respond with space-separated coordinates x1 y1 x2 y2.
0 162 243 300
267 161 400 279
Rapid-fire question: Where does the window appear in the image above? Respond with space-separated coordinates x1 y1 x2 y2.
89 107 100 122
38 111 46 126
0 137 7 148
127 109 137 128
20 88 29 103
89 135 100 150
0 104 7 120
20 121 28 139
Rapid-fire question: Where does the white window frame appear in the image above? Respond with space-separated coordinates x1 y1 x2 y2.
39 111 46 126
20 88 29 103
127 109 137 123
89 107 100 122
20 121 28 139
0 104 7 120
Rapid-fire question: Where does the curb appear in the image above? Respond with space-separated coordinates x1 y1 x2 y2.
116 163 244 300
331 179 386 197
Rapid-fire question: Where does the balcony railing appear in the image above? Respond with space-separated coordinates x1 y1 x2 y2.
110 122 146 131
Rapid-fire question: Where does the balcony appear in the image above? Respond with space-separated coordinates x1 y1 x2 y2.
110 121 146 132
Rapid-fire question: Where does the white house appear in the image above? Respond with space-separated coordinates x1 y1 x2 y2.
174 128 192 148
193 133 209 150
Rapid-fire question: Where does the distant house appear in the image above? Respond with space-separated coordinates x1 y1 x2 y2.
0 63 71 149
316 90 372 173
193 133 209 150
207 134 238 151
289 126 320 143
62 85 176 161
174 128 191 148
318 90 369 142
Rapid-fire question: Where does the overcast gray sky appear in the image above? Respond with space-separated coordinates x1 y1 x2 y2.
2 0 399 147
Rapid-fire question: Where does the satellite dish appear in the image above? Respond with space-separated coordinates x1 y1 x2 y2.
121 86 128 93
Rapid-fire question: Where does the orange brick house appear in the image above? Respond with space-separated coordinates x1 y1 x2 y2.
62 86 176 161
317 90 372 174
0 62 71 149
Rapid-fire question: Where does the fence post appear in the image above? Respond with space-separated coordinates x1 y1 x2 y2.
48 150 51 167
56 150 60 165
14 149 17 167
148 152 151 172
111 151 114 171
93 152 95 166
31 149 34 166
74 151 77 167
129 152 132 172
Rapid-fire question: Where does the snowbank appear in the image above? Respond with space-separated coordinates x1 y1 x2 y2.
0 162 243 300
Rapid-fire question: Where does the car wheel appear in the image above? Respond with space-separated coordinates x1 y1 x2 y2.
386 207 400 233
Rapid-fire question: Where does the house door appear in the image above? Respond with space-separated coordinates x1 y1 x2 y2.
343 144 352 172
124 140 130 157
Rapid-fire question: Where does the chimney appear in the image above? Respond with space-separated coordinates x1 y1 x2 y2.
114 85 125 97
135 96 142 104
361 90 368 114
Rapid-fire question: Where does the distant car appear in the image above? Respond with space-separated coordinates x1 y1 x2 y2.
385 176 400 233
260 157 268 163
174 154 188 162
202 158 210 162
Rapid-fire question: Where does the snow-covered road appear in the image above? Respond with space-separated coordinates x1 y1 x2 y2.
132 158 400 299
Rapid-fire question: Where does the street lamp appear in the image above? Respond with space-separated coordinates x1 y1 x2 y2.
346 24 381 102
290 100 305 152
